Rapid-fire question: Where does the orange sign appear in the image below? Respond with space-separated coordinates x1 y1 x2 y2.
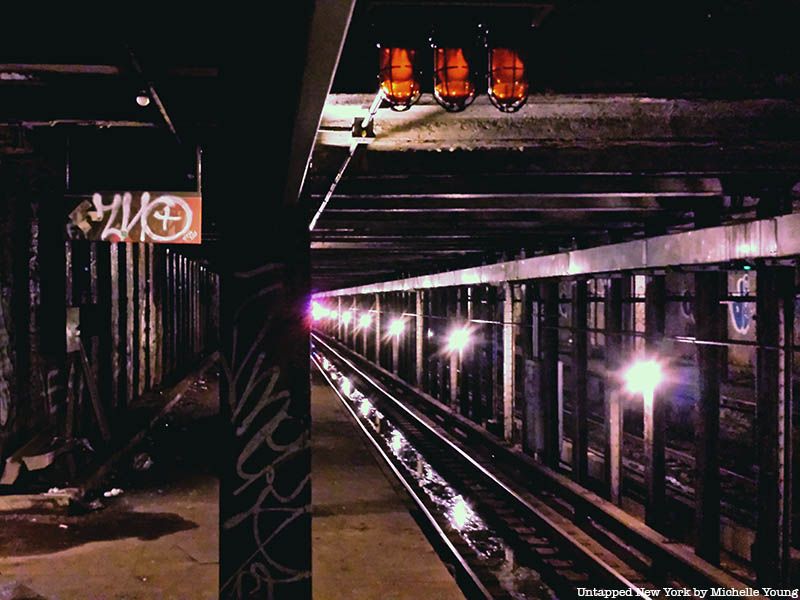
69 192 202 244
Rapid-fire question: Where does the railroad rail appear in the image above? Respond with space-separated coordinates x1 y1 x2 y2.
312 332 748 599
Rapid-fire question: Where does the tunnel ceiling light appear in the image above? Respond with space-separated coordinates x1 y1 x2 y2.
432 46 477 112
446 326 471 354
388 317 405 337
378 46 422 111
136 92 151 107
311 301 328 322
358 313 373 329
624 358 663 397
341 311 353 325
488 47 528 113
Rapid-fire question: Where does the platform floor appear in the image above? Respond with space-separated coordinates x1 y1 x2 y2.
0 368 219 600
311 371 464 600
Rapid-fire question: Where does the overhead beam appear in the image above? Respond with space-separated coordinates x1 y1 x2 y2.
329 175 724 197
127 46 180 142
283 0 356 205
319 198 701 211
319 94 800 152
314 212 800 297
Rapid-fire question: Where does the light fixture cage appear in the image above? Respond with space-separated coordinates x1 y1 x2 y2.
378 45 422 112
431 45 478 112
487 47 529 113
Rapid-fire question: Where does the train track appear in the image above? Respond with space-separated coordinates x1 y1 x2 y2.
314 334 745 598
312 333 748 599
556 410 757 523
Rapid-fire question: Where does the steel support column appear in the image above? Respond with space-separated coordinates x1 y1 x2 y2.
571 279 589 483
374 293 381 364
540 280 560 468
337 297 342 340
349 297 356 349
503 282 517 442
217 179 311 597
604 277 624 504
644 274 667 531
449 287 459 409
415 290 423 386
755 266 794 586
694 270 723 564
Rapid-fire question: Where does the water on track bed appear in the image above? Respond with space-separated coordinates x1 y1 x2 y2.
314 349 555 600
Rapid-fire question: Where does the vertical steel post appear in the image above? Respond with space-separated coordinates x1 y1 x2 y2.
374 293 381 364
449 287 459 409
604 277 624 505
415 290 424 386
571 279 589 484
337 297 342 340
644 274 667 531
755 266 794 586
218 195 310 599
503 282 521 443
540 280 560 467
694 270 723 564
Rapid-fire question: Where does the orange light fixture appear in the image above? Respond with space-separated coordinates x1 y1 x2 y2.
488 47 528 112
378 46 421 111
432 47 476 112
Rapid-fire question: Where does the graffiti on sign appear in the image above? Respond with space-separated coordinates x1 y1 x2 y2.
68 192 202 244
729 273 752 335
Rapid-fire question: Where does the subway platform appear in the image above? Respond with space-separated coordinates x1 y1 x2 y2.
311 370 464 600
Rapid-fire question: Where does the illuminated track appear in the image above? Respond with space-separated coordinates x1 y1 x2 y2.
313 331 749 598
312 354 496 600
313 333 655 600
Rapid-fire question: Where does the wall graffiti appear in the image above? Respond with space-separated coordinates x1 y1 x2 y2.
729 273 752 335
67 192 202 244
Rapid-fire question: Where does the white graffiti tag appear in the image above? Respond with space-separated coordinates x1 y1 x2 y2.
91 192 193 243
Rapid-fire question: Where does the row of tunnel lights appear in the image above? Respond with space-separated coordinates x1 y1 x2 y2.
312 300 663 401
312 301 471 353
379 44 528 113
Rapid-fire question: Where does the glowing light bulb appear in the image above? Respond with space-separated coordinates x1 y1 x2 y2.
341 311 352 325
311 301 328 322
378 47 421 111
447 327 471 353
341 377 352 396
358 313 372 329
624 359 663 396
388 318 404 337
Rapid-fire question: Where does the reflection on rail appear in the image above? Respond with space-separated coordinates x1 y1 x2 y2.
313 351 553 599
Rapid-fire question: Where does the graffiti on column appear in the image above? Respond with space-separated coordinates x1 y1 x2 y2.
220 263 310 599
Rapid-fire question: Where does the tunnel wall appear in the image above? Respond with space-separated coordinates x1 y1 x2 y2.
0 151 220 482
313 260 800 575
